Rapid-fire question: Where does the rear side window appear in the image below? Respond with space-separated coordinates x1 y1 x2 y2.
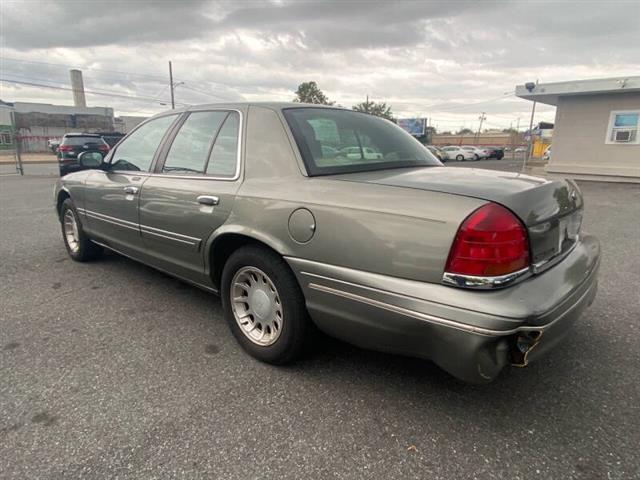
283 108 439 176
111 115 177 172
206 112 240 177
163 111 228 174
161 110 240 178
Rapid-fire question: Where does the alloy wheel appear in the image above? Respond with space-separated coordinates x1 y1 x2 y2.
230 266 283 346
63 209 80 253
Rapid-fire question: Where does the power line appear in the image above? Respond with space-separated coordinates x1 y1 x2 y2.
0 78 190 106
1 57 169 81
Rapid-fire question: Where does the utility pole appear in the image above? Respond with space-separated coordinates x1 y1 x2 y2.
169 61 175 109
512 117 520 160
476 112 486 144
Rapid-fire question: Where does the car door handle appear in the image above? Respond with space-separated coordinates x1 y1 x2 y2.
123 186 139 195
197 195 219 206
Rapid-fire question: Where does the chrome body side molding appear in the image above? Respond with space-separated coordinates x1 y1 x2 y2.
79 208 202 248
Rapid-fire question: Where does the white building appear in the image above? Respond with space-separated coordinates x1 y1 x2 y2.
516 76 640 183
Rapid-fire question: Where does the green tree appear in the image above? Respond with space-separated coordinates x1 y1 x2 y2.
352 97 395 121
293 81 334 105
456 128 473 135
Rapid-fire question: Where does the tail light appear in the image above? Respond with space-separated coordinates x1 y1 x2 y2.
58 145 73 152
98 144 109 152
444 203 530 280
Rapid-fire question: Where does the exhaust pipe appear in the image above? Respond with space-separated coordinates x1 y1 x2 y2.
510 331 542 367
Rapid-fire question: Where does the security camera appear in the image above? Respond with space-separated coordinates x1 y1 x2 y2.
525 82 536 92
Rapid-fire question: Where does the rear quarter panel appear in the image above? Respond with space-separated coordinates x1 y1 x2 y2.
226 105 486 283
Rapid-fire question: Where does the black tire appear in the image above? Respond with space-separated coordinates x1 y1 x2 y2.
456 154 464 161
60 198 102 262
221 245 312 364
474 154 480 161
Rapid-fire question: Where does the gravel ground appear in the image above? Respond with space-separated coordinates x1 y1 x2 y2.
1 166 639 479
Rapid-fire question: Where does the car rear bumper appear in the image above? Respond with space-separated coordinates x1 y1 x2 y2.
286 234 600 383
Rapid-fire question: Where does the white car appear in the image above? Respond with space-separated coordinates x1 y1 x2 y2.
440 146 476 161
461 146 489 160
340 146 384 160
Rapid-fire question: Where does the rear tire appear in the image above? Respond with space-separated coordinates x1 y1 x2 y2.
60 198 102 262
456 154 464 161
221 245 312 364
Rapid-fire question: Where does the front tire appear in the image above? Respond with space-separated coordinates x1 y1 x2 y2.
456 154 464 161
221 245 312 364
60 198 102 262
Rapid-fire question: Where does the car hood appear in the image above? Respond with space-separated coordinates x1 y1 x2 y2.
326 166 581 226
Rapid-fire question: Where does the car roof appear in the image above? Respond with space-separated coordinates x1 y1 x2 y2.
143 102 350 122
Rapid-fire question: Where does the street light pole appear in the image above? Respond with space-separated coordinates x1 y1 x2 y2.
169 61 175 109
522 80 538 171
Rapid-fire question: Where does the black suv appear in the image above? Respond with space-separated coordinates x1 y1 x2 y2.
485 146 504 160
58 133 109 176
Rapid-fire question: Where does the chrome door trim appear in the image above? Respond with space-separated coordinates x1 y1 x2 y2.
139 224 201 247
79 208 140 232
80 208 202 247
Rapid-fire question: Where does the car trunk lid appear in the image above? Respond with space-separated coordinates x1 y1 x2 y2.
327 166 583 267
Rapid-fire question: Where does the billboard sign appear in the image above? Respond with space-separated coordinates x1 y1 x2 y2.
398 118 426 136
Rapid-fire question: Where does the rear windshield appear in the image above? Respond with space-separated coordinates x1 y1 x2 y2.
62 136 104 146
283 108 440 176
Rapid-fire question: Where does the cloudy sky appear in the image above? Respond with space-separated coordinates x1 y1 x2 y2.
1 0 639 131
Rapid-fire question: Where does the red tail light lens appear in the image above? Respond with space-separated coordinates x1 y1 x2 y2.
58 145 73 152
445 203 530 277
98 144 109 152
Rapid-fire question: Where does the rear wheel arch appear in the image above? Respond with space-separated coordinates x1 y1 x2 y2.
207 231 291 291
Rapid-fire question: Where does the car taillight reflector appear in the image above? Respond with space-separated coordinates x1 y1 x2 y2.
445 203 530 277
58 145 73 152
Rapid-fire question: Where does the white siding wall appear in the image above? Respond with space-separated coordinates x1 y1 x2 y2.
549 93 640 181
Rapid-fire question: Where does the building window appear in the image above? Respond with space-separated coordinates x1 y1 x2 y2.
606 110 639 145
0 133 12 145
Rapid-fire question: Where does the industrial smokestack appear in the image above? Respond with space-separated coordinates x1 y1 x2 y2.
69 69 87 107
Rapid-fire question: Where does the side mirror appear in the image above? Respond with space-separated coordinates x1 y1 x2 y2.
77 151 104 169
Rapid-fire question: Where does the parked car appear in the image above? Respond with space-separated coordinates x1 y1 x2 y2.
514 146 527 153
339 146 384 160
47 137 61 153
426 145 446 162
54 103 600 383
543 145 552 161
57 133 110 176
440 146 476 161
461 145 489 160
485 146 504 159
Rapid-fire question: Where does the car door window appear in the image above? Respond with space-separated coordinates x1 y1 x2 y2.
110 115 177 172
206 112 240 177
163 111 228 174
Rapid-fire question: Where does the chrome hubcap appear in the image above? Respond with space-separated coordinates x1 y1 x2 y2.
231 266 283 346
63 209 80 253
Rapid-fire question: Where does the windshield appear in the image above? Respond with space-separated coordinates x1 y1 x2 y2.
283 108 441 176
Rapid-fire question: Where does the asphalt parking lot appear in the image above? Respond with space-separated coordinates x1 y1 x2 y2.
1 162 639 479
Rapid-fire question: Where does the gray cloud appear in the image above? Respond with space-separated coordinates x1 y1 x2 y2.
1 0 638 126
